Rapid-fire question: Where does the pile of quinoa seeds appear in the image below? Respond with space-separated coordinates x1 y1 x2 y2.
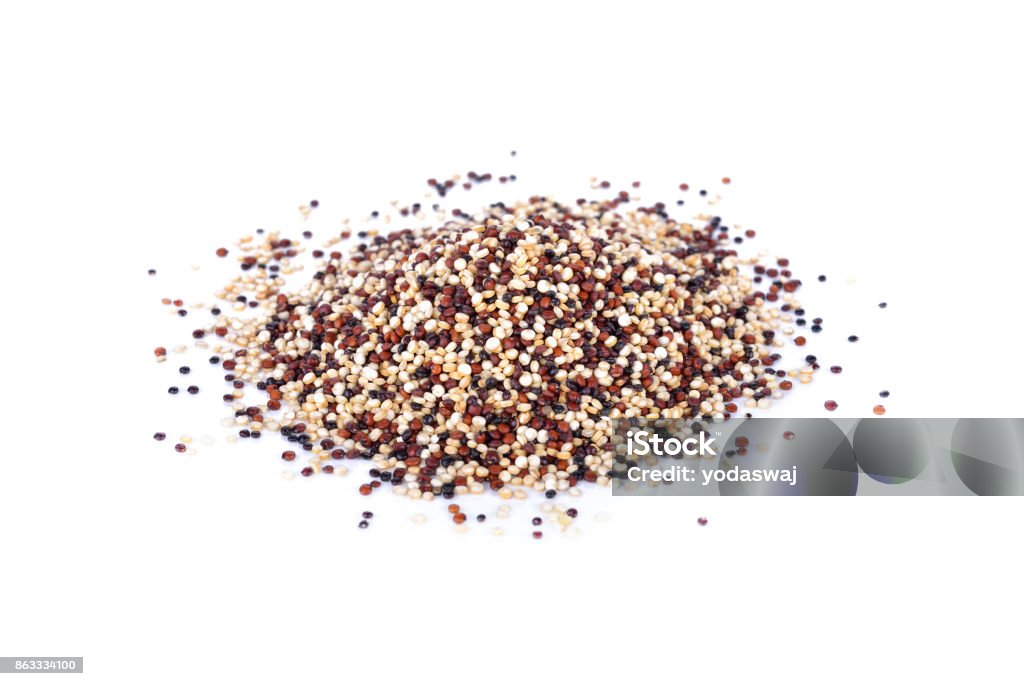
153 173 848 527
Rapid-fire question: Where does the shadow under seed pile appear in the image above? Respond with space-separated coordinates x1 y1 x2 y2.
212 195 806 500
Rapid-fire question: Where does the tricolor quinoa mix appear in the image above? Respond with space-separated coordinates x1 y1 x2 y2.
152 171 873 531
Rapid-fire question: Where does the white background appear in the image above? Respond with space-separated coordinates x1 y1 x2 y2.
2 1 1023 684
